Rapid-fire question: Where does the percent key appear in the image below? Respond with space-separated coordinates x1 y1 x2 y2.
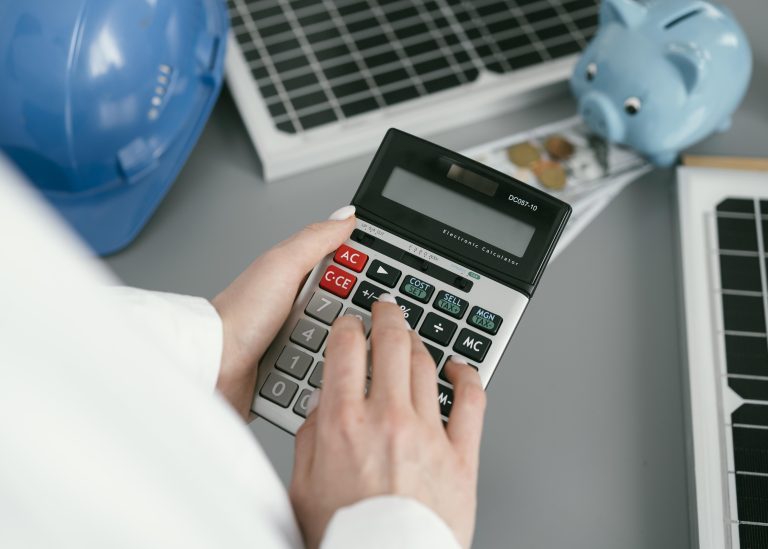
395 296 423 329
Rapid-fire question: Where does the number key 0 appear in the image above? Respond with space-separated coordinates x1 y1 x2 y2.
260 372 299 408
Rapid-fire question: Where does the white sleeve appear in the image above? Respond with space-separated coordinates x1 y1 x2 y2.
103 286 223 393
321 496 462 549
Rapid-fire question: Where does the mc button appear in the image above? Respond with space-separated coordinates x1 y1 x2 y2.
320 264 357 298
452 328 491 362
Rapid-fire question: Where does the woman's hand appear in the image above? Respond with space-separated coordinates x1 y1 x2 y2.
212 206 356 419
289 295 487 549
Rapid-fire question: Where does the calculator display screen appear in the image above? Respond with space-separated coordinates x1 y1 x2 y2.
382 167 536 257
352 129 570 295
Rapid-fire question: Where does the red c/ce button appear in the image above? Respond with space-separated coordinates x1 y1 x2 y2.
334 244 368 272
320 264 357 298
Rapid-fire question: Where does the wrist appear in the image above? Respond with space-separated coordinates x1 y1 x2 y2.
212 295 259 418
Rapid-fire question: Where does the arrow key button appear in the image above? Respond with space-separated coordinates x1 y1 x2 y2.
366 259 401 288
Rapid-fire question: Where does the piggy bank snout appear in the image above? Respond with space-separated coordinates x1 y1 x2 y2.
579 93 625 142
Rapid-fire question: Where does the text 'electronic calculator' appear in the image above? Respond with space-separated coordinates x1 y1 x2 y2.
253 129 571 434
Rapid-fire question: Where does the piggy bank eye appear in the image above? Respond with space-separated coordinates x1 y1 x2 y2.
586 63 597 82
624 97 642 115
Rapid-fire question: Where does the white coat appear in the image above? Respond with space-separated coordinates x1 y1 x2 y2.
0 157 460 549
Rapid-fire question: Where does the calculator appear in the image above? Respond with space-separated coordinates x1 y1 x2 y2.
252 129 571 434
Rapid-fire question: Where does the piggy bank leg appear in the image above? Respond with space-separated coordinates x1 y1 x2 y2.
648 151 678 167
718 117 733 133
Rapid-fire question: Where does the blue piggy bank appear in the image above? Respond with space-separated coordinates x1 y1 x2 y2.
570 0 752 166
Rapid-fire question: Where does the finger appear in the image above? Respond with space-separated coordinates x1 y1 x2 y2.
369 294 413 406
322 315 368 414
269 206 357 281
212 207 356 363
444 358 486 466
409 332 441 421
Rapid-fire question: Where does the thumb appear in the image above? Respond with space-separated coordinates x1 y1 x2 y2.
269 205 356 278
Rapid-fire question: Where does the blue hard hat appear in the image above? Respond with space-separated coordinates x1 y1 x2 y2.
0 0 228 255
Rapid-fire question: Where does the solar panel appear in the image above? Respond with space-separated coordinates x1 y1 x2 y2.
225 0 599 179
715 198 768 547
679 169 768 549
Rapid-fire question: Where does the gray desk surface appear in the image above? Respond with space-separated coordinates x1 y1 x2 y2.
107 2 767 547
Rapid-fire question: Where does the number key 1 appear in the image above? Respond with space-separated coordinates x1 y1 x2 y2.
275 346 313 379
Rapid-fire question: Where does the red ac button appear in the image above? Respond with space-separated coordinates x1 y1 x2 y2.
334 244 368 273
319 265 357 298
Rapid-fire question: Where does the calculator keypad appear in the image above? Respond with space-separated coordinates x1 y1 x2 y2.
320 265 357 298
453 328 492 362
433 291 468 319
367 259 401 287
305 292 343 325
352 280 387 311
395 296 423 329
467 306 503 335
258 237 515 427
293 389 315 418
308 361 324 388
289 318 328 352
275 346 313 379
437 383 454 417
260 373 299 407
400 275 435 303
419 312 457 346
334 244 368 272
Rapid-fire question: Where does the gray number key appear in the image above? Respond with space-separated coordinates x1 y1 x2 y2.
305 292 342 325
293 389 315 418
309 361 324 388
290 318 328 352
275 345 313 379
259 373 298 408
342 307 372 335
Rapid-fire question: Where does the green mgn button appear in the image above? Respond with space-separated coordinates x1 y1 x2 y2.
468 306 502 335
433 291 468 319
399 275 434 304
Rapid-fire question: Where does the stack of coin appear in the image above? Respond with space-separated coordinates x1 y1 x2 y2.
507 142 540 168
544 135 575 161
531 159 567 190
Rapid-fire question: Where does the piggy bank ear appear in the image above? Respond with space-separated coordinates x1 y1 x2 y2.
666 42 704 94
600 0 647 27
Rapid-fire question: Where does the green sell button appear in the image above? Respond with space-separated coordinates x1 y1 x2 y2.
434 291 468 319
468 306 502 335
399 275 434 304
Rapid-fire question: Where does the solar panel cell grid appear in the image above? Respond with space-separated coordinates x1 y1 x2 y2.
715 198 768 541
227 0 599 133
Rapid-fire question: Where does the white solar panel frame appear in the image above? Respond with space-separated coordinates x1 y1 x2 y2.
226 0 596 180
678 167 768 549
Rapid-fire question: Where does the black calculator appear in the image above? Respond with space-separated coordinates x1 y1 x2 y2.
253 129 571 434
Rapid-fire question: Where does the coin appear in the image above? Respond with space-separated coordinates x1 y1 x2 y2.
507 142 541 167
544 135 575 160
531 159 567 190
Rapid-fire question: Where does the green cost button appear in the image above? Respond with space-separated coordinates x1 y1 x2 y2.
399 275 434 303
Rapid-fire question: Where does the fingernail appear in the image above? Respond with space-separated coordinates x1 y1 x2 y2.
307 389 321 415
450 354 469 365
378 292 397 304
328 205 356 221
